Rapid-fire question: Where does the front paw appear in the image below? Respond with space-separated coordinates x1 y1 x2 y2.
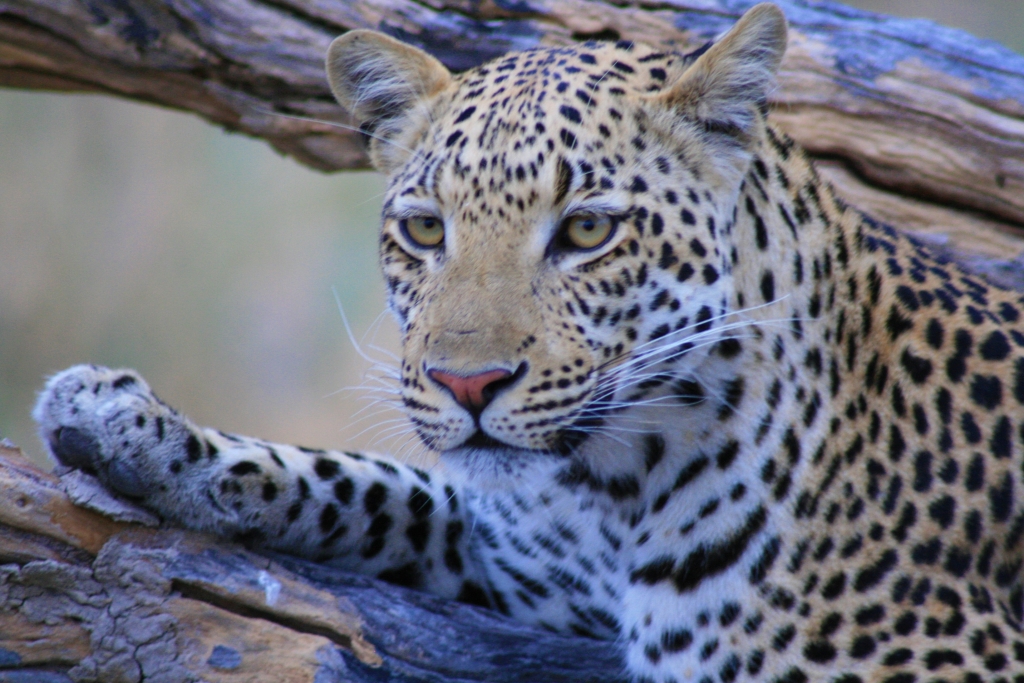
33 365 187 500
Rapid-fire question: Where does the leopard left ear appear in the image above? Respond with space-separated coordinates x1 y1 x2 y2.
327 30 453 172
654 3 787 146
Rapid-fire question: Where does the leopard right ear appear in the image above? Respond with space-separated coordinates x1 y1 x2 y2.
327 31 453 173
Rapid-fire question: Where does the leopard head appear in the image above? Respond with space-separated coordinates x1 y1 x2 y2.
326 4 787 480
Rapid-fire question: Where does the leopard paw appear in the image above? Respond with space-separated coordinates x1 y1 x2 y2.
33 364 192 500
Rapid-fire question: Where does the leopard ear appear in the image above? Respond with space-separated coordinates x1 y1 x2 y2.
654 3 787 147
327 30 453 172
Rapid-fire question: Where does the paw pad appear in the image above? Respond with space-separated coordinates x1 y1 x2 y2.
51 426 101 473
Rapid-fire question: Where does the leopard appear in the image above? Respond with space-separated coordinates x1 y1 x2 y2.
32 3 1024 681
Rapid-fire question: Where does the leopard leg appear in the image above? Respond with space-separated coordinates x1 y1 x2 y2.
34 364 488 602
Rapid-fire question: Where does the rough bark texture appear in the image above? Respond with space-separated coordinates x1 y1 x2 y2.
2 1 1024 680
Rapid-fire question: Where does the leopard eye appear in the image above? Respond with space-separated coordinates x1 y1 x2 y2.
400 215 444 248
562 213 614 250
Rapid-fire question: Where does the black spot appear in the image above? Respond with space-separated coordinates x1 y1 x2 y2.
885 306 914 340
990 415 1012 458
970 374 1002 410
186 434 203 463
334 478 355 505
928 495 956 529
643 433 665 472
989 473 1014 522
364 482 388 514
913 450 933 492
965 453 985 491
748 536 780 584
772 624 796 651
855 604 885 626
608 475 641 500
849 635 876 659
803 641 836 663
229 461 260 476
367 513 393 537
559 105 582 123
314 458 340 480
980 330 1010 360
671 506 767 593
377 562 422 589
925 319 944 348
911 538 942 565
760 271 775 303
261 481 277 502
457 580 491 608
630 555 675 584
853 549 897 592
923 649 963 669
360 537 385 559
899 348 932 384
718 377 745 421
716 440 740 469
821 572 846 600
406 519 431 552
408 487 434 518
893 612 917 636
445 547 464 574
554 156 574 205
673 455 709 490
961 412 982 444
453 106 476 123
319 504 339 533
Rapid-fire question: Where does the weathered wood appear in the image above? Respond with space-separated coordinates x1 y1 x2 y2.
0 0 1022 265
0 445 623 682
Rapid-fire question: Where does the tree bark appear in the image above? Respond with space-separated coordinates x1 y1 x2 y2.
2 1 1024 681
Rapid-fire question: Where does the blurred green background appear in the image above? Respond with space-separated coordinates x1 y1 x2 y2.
2 1 1022 469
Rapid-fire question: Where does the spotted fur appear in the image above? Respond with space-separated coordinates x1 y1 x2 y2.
35 4 1024 681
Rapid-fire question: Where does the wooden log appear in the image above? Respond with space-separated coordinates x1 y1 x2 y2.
0 444 623 682
0 0 1022 266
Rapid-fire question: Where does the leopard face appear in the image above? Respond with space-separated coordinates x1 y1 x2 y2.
328 9 785 478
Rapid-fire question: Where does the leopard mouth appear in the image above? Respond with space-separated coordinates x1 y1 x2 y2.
447 417 601 457
460 430 509 450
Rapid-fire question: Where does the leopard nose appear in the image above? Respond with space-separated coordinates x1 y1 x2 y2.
427 366 521 413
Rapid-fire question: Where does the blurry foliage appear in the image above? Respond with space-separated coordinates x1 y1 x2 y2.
0 1 1020 469
0 92 414 468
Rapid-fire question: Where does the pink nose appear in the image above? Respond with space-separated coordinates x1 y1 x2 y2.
428 368 513 412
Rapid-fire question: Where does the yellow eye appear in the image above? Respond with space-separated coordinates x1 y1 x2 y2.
563 214 614 250
400 215 444 248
